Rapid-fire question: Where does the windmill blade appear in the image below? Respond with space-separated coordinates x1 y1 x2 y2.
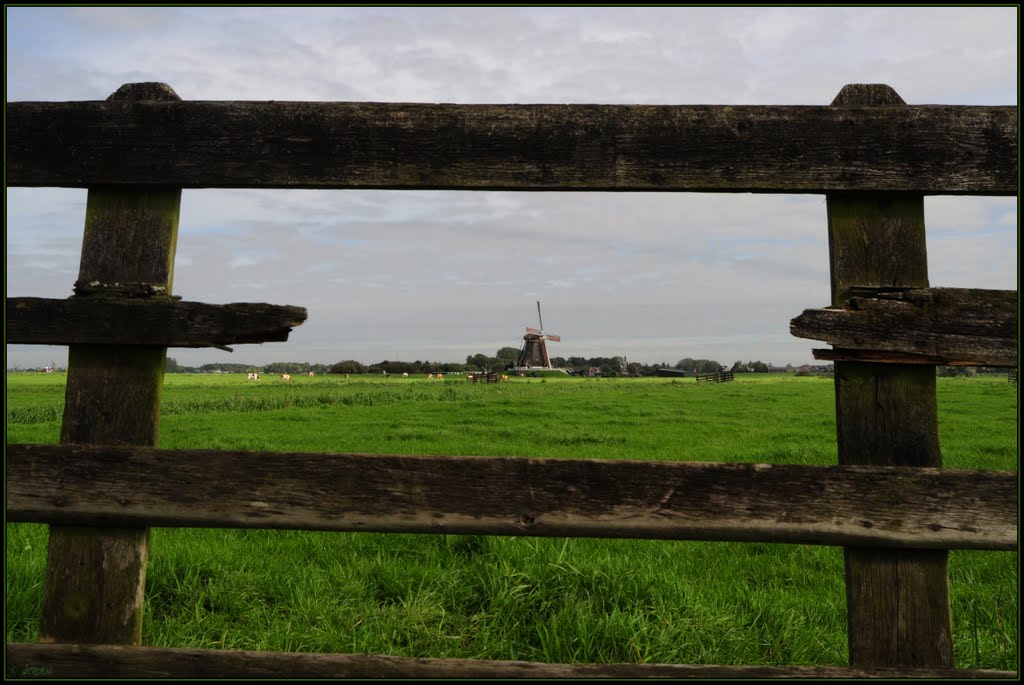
537 301 544 332
546 334 561 342
526 327 542 335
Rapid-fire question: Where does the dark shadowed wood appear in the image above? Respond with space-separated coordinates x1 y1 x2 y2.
6 643 1017 679
76 190 182 295
37 85 182 647
791 288 1017 367
826 84 951 669
827 195 929 304
5 98 1016 194
7 297 307 348
6 444 1016 551
810 348 1005 365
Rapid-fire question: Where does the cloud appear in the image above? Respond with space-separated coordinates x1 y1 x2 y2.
5 7 1017 370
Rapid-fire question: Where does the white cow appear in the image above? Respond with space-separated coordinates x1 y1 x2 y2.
247 373 260 381
308 371 315 377
281 374 292 381
402 372 409 378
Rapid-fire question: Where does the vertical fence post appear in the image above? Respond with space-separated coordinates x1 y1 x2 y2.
38 83 182 645
827 84 953 668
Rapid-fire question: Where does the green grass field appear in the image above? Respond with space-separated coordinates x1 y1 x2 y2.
5 372 1018 668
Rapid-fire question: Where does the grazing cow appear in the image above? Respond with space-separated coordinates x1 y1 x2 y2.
281 374 292 381
402 372 409 378
308 371 315 377
502 375 510 381
247 373 260 381
428 373 434 379
437 373 443 379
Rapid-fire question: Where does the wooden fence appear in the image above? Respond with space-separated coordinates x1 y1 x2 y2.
467 372 500 383
5 82 1018 678
694 370 734 383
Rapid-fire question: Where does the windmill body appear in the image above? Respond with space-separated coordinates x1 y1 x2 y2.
511 302 567 373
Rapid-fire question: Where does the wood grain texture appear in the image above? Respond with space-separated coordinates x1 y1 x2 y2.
810 348 1008 365
826 84 951 669
791 288 1017 367
6 97 1017 194
6 643 1017 679
7 297 307 348
75 190 181 296
38 85 182 647
6 444 1016 551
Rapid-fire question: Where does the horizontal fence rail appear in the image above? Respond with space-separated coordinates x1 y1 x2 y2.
791 287 1018 367
6 644 1017 679
7 444 1016 550
5 101 1017 194
6 297 307 348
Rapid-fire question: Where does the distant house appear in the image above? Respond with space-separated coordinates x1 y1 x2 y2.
587 367 602 377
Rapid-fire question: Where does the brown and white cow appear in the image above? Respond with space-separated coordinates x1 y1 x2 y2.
281 374 292 381
247 373 260 381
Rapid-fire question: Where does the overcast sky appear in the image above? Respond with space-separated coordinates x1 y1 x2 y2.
5 7 1018 369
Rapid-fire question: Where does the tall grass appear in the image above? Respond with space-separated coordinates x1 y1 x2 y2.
5 372 1017 668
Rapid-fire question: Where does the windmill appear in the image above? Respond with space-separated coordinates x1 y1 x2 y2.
515 301 561 369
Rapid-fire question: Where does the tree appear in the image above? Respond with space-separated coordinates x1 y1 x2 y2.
265 362 310 375
466 353 496 371
199 362 252 374
165 357 180 373
495 347 520 364
676 358 722 373
329 360 366 375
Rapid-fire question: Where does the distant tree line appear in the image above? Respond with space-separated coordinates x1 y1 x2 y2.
164 360 332 375
159 356 1008 378
730 360 771 373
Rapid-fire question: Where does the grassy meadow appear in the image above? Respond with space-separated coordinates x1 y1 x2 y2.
5 371 1018 669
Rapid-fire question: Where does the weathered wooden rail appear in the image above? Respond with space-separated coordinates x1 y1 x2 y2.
7 444 1015 550
5 82 1018 678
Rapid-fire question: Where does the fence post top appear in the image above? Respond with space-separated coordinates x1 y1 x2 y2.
832 84 905 106
108 82 180 101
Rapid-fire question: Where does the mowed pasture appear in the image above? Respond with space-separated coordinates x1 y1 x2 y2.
5 372 1018 669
